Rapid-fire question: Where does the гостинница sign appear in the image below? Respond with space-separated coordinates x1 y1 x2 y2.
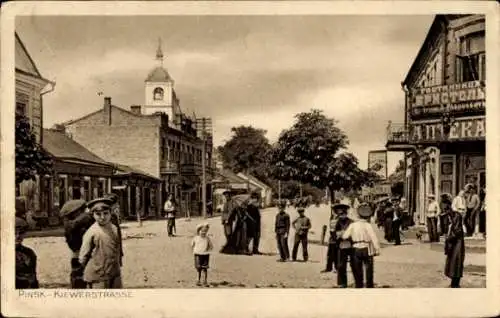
410 81 485 115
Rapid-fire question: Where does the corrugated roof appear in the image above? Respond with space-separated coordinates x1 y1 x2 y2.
42 129 110 166
145 66 172 82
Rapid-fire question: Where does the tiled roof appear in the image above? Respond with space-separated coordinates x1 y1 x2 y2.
145 66 172 82
42 129 110 166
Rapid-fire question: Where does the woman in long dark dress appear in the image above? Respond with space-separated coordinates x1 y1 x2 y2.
444 209 465 288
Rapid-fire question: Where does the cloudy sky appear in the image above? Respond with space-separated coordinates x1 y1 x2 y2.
16 15 434 174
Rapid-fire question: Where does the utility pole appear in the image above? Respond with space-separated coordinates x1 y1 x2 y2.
299 183 303 198
201 128 207 219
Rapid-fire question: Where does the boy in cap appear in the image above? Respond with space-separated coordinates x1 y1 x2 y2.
274 200 291 262
291 201 311 262
60 199 93 288
15 217 39 289
331 203 354 287
342 203 380 288
191 223 213 286
79 197 122 288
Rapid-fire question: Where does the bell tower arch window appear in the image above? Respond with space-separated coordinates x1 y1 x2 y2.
153 87 164 100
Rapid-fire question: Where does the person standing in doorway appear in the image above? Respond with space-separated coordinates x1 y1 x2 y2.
291 202 311 262
444 203 465 288
275 200 291 262
426 195 440 243
465 184 480 237
164 194 177 237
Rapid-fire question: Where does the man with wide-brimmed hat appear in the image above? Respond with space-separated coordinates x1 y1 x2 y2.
60 199 94 288
342 203 380 288
330 203 354 287
15 216 39 289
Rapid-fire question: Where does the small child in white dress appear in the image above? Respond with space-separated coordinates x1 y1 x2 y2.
191 223 213 286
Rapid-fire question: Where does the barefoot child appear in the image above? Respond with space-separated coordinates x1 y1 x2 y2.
191 223 213 286
79 198 123 288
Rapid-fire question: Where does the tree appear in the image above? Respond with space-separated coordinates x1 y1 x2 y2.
16 113 53 185
270 109 376 203
217 125 272 183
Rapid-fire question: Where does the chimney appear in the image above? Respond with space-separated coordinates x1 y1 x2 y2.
103 97 112 125
130 105 142 115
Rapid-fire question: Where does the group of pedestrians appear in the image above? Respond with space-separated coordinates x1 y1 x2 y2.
15 193 124 289
321 201 381 288
375 196 405 246
219 190 262 255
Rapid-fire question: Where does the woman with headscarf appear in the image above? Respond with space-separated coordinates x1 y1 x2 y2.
444 202 465 288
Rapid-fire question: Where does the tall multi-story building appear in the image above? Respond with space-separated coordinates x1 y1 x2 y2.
386 15 485 231
64 41 213 217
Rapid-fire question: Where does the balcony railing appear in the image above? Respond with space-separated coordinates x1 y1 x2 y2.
387 122 409 143
160 162 179 175
385 122 414 151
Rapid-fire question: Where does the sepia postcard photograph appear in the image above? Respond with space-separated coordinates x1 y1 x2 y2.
1 1 499 317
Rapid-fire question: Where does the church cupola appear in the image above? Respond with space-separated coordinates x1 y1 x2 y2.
143 38 175 118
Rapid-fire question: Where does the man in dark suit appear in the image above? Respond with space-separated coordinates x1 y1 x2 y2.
220 190 236 254
247 191 262 255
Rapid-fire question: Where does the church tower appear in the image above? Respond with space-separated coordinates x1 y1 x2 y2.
143 38 175 120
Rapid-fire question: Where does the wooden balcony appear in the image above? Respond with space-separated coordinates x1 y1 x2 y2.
385 122 415 152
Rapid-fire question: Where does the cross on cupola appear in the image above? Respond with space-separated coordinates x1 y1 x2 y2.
156 37 164 66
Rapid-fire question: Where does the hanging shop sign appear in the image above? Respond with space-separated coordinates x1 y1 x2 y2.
410 117 485 143
368 150 388 180
410 80 485 115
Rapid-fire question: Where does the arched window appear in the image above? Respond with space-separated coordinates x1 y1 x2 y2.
153 87 164 100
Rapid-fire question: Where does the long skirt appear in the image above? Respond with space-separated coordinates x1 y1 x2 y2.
445 239 465 278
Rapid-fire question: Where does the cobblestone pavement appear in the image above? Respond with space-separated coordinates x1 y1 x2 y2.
24 205 485 289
